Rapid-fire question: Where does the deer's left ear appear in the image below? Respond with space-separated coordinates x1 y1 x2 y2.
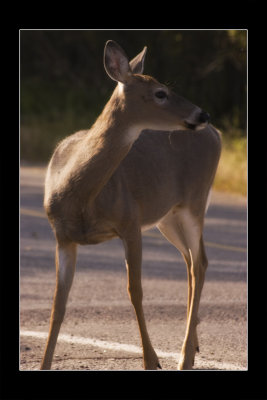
104 40 132 83
129 46 147 74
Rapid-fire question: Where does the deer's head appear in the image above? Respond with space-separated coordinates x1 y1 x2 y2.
104 40 210 133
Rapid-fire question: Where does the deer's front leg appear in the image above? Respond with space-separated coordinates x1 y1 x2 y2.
40 242 77 370
123 231 161 370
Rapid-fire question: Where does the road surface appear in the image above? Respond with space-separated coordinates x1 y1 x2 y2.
20 165 247 370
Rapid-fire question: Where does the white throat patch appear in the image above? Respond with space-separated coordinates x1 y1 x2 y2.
118 82 125 95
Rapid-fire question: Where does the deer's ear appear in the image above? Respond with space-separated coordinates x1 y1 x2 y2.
129 46 147 74
104 40 132 83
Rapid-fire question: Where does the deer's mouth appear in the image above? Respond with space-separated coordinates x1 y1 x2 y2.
184 121 197 130
184 110 210 131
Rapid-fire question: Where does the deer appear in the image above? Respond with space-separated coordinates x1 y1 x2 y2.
40 40 221 370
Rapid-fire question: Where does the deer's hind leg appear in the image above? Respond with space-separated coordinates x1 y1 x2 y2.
157 206 208 370
40 241 77 370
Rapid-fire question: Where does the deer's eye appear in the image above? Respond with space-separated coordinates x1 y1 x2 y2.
154 90 169 104
155 90 168 99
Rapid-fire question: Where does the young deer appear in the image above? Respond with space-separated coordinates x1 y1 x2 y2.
41 40 221 370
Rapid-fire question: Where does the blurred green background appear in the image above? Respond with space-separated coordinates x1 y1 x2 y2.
20 30 247 194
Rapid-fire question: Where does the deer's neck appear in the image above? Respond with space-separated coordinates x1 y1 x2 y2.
70 90 141 204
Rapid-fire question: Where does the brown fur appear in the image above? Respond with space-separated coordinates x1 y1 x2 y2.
40 41 221 370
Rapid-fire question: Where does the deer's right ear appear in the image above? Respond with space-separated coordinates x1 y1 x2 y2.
104 40 132 83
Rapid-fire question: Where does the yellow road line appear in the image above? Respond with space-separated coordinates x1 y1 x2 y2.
143 231 246 253
20 208 246 253
20 208 46 218
204 241 246 253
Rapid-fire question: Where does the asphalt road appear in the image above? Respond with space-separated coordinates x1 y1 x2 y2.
20 165 247 371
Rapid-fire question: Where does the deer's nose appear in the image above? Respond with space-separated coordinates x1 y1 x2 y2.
198 111 210 123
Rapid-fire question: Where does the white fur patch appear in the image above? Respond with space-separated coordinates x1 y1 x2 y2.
205 189 212 214
177 208 201 260
117 82 125 95
123 126 144 145
157 208 201 261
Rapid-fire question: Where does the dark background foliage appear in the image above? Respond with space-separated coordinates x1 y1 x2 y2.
20 30 247 161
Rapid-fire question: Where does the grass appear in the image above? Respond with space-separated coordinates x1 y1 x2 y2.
20 113 97 162
213 136 247 196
